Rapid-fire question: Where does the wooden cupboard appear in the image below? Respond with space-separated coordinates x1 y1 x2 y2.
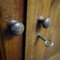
0 0 60 60
25 0 60 60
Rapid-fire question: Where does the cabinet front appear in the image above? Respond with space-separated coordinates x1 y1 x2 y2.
25 0 60 60
0 0 24 60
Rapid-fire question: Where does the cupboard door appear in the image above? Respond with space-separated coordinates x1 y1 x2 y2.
25 0 60 60
0 0 24 60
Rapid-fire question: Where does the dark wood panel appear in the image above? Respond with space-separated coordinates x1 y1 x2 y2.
0 0 24 60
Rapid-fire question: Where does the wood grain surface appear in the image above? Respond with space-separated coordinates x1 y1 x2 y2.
25 0 60 60
0 0 24 60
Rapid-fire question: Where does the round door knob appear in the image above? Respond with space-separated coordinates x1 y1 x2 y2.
37 16 52 29
42 18 52 29
8 20 24 35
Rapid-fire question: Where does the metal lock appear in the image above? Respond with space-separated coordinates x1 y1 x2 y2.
36 34 54 47
35 16 53 47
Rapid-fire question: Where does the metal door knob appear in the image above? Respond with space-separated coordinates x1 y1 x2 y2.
8 20 24 35
42 18 52 28
36 34 54 47
37 16 52 29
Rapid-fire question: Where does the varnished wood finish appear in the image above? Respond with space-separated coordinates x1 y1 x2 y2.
0 0 24 60
25 0 60 60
